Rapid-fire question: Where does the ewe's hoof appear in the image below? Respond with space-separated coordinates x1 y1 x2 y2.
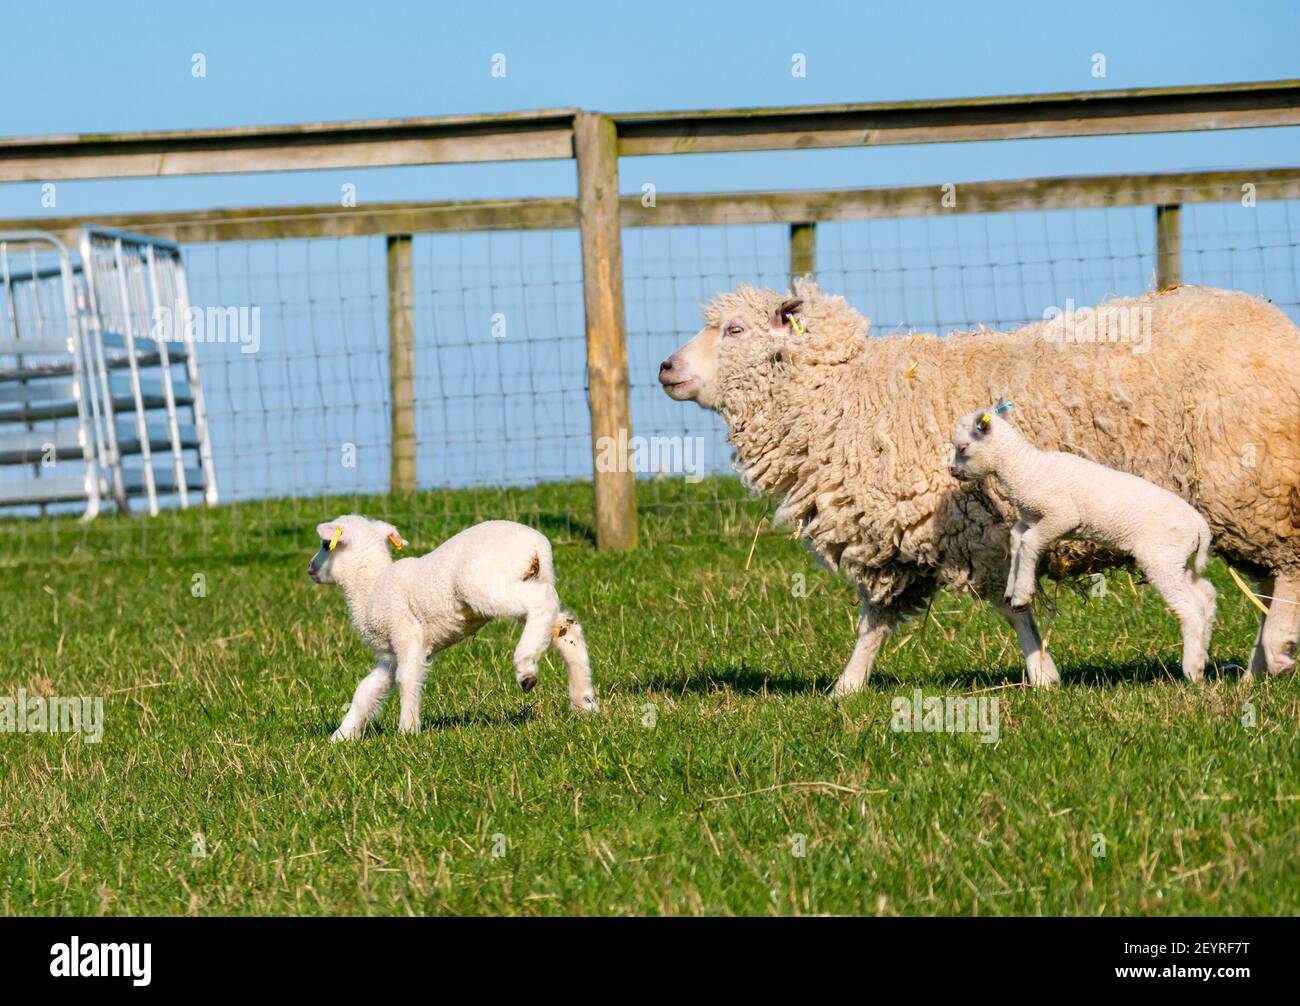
1026 654 1060 688
518 673 538 693
330 727 355 743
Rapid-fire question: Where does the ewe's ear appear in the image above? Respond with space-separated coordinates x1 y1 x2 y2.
316 522 351 549
769 298 804 333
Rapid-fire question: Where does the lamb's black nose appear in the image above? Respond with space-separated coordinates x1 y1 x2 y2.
659 358 673 374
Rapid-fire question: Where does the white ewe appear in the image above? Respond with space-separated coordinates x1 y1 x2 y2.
308 515 597 741
660 280 1300 692
951 402 1217 681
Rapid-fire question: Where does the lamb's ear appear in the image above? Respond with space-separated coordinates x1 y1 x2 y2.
769 298 804 333
316 522 350 549
375 521 409 550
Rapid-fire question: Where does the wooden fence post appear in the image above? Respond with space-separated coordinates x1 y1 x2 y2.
790 222 816 285
575 112 637 550
387 233 416 494
1155 203 1182 289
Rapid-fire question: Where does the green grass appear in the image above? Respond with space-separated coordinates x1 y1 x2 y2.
0 478 1296 915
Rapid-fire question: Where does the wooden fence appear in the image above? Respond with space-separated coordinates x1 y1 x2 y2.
2 80 1298 548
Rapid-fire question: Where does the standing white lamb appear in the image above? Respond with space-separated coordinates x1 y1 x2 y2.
950 402 1217 681
307 515 598 741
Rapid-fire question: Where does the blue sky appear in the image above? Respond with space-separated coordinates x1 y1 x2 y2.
1 1 1297 506
1 0 1297 211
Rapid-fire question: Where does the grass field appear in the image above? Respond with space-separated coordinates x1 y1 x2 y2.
0 478 1296 916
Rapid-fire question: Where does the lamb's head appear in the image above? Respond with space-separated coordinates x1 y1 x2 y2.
307 514 408 585
950 401 1014 480
658 278 866 413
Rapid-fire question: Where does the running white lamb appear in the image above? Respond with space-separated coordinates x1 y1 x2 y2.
950 401 1217 682
308 515 598 741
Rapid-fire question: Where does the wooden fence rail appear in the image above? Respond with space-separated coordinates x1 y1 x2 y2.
2 81 1297 548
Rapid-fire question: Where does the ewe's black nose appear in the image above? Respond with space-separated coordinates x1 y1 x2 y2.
659 358 673 374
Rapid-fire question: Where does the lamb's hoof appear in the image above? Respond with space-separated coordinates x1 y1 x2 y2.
398 722 421 736
571 693 599 714
1270 653 1297 678
830 678 862 698
330 726 357 743
518 673 538 693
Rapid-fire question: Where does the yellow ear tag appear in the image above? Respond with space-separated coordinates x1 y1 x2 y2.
976 414 992 433
790 316 803 335
388 532 404 550
328 526 344 551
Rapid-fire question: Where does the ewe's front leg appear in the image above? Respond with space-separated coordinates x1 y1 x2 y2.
332 662 394 742
832 602 894 697
394 637 430 736
992 599 1060 688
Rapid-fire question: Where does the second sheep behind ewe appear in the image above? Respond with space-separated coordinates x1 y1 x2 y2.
950 402 1217 682
308 516 598 740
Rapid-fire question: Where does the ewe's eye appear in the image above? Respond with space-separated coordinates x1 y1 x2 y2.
725 323 745 337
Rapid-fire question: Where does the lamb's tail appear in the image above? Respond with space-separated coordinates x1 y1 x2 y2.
1193 521 1211 574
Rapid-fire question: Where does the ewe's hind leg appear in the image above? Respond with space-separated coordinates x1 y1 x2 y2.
551 613 598 713
832 602 894 697
1248 572 1300 678
332 662 394 742
991 599 1060 688
1144 562 1209 682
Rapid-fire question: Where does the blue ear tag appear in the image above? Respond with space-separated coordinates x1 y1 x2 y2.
993 401 1014 414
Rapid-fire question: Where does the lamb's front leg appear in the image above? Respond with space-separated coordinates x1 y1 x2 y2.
1007 517 1073 609
332 661 394 742
1004 520 1028 603
394 637 430 736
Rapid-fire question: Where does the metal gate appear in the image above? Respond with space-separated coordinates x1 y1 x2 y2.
0 232 104 518
79 227 218 516
0 228 218 519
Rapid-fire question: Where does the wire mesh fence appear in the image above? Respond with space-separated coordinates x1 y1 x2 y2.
0 176 1296 562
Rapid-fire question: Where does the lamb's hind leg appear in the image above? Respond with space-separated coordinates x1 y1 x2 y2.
550 612 598 713
991 598 1060 687
1248 572 1300 678
506 581 561 695
1144 560 1209 682
1189 570 1217 661
394 635 430 735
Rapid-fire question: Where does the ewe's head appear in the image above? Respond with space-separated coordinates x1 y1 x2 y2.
950 400 1016 480
307 514 408 584
658 278 866 413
